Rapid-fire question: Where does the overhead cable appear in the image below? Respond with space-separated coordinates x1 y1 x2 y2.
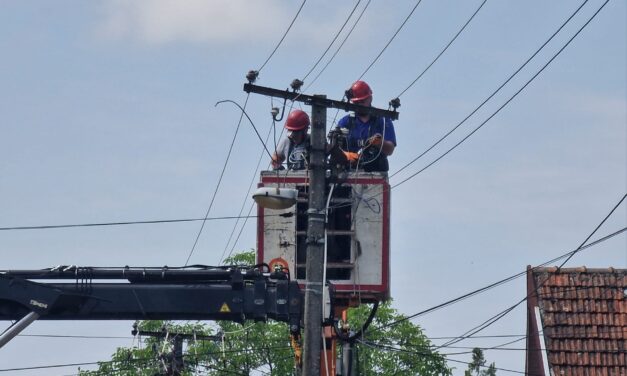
390 0 592 182
257 0 308 73
357 0 424 80
221 99 290 263
215 100 273 159
358 339 531 375
438 191 625 348
0 213 285 231
301 0 362 82
0 345 293 373
220 121 275 263
184 94 250 266
395 0 488 98
304 0 372 92
377 224 626 331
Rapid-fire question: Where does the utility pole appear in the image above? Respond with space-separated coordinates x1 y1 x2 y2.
342 341 355 376
302 96 327 376
131 323 220 376
242 80 399 376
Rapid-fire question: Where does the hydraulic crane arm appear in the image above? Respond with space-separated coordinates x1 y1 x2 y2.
0 266 303 349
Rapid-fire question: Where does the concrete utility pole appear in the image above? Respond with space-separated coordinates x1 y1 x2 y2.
242 81 398 375
342 341 355 376
132 325 220 376
302 96 327 376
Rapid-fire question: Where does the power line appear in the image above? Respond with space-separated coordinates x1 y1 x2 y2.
221 98 291 263
0 345 293 373
215 99 273 160
18 334 131 339
438 191 625 348
225 199 257 263
443 346 626 354
220 120 275 263
301 0 362 82
184 93 250 266
304 0 372 92
429 334 527 340
376 225 626 331
390 0 592 183
358 339 533 375
257 0 307 73
395 0 488 98
357 0 425 80
187 0 308 268
0 213 281 231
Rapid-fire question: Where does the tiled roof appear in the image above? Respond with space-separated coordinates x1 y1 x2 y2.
529 267 626 376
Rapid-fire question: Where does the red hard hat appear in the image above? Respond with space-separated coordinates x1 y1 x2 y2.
349 80 372 102
284 110 310 131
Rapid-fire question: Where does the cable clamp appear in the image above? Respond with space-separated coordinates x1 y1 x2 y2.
308 217 325 224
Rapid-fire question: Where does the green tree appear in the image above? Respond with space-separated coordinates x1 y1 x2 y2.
464 348 496 376
346 301 451 375
80 251 451 375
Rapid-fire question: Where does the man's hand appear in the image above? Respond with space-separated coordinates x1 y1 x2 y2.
271 153 284 169
343 151 360 163
367 133 382 146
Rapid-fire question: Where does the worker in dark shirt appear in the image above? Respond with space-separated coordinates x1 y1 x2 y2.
337 80 396 172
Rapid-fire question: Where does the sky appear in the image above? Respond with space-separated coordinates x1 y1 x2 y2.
0 0 625 374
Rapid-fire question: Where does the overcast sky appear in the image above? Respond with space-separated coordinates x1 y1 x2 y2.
1 1 625 375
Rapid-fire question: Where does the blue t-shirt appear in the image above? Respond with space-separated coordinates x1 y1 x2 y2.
337 115 397 152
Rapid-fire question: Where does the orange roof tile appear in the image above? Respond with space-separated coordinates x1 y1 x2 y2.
527 267 626 376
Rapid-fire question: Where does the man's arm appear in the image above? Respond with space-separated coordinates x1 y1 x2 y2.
271 152 285 169
367 134 395 156
381 140 395 156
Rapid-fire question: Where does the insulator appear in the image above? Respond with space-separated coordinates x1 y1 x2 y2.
246 70 259 83
344 88 354 101
389 97 401 110
291 79 304 91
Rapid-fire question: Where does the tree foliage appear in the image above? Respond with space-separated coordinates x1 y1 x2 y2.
347 301 451 375
464 348 497 376
79 251 451 375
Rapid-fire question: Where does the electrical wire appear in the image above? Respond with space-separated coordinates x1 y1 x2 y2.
304 0 372 92
221 97 293 263
357 339 534 375
225 200 257 262
18 334 131 339
222 148 281 263
0 214 286 231
395 0 488 98
184 93 250 266
257 0 307 73
390 0 592 181
376 225 626 331
215 99 273 159
220 119 275 263
438 192 625 349
357 0 424 81
0 345 294 373
301 0 362 82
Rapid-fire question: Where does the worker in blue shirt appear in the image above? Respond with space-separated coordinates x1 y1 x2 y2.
337 80 396 172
